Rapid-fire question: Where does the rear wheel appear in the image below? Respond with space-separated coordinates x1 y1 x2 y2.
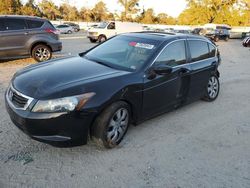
91 101 130 148
32 44 52 62
202 75 220 102
224 36 229 41
98 35 107 43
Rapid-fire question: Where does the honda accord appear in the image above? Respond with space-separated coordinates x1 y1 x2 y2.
5 32 221 148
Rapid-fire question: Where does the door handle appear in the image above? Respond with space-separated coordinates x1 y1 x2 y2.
179 68 190 75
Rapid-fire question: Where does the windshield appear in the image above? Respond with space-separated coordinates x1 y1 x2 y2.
84 35 160 71
97 22 108 29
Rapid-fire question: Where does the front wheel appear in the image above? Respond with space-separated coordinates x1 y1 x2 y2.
89 38 97 43
91 101 130 148
202 75 220 102
67 30 73 34
32 44 52 62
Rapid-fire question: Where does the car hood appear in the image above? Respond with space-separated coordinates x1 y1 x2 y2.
12 56 128 99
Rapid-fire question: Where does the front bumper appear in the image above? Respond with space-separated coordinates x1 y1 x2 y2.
5 95 96 147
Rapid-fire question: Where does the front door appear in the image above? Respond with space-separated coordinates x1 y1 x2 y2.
1 18 29 56
142 40 191 118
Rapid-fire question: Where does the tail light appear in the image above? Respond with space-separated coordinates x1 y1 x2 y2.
45 28 60 35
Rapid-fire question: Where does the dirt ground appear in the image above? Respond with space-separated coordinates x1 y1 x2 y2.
0 39 250 188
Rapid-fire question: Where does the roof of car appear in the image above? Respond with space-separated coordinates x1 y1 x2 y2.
123 31 211 42
0 15 47 21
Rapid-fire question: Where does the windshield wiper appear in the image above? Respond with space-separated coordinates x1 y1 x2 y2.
84 56 113 68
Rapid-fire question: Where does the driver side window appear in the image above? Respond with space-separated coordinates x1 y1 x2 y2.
107 22 115 30
155 40 187 67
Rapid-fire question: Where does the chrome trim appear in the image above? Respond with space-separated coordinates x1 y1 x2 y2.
148 38 218 69
6 84 34 110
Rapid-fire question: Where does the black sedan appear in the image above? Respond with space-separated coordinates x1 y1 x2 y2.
5 32 221 148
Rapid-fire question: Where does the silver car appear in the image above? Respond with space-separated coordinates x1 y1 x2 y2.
56 24 74 34
0 15 62 62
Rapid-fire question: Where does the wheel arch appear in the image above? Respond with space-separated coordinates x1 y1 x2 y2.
30 41 52 55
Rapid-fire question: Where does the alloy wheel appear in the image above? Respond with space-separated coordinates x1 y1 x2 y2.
207 76 219 99
106 108 129 144
35 47 51 61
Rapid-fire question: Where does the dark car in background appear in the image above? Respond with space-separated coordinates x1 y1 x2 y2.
64 22 80 32
5 32 221 148
0 15 62 62
205 28 230 42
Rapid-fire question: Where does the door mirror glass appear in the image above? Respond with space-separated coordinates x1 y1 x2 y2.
153 64 172 75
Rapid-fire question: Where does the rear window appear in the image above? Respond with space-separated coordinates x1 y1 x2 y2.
5 18 27 30
0 18 5 31
188 40 210 61
26 20 44 29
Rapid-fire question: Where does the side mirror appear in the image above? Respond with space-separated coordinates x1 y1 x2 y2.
153 64 173 75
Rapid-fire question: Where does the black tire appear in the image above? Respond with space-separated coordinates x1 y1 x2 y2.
67 30 73 34
224 36 229 41
31 44 52 62
89 38 97 43
202 75 220 102
98 35 106 43
214 36 219 42
91 101 130 148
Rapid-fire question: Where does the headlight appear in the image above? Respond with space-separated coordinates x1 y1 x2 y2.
31 92 95 113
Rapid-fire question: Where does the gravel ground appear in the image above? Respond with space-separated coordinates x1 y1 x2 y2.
0 39 250 188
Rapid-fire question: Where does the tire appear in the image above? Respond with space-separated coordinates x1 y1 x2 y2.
98 35 106 43
224 36 229 41
67 30 73 34
202 75 220 102
214 36 219 42
91 101 130 148
31 44 52 62
89 38 97 43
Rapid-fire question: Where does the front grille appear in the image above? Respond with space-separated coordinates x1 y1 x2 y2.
7 86 33 110
10 90 28 108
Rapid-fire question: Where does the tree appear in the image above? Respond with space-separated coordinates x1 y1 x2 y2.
59 3 79 21
140 8 156 24
178 0 250 26
39 0 60 20
79 7 92 22
156 13 177 25
0 0 22 14
118 0 140 21
21 0 42 16
90 1 109 22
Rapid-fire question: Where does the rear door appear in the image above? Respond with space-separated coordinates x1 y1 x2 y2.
1 18 30 55
187 39 218 100
143 40 191 117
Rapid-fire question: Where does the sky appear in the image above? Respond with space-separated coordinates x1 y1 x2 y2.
26 0 187 18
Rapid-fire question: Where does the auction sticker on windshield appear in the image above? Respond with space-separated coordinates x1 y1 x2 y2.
129 42 155 49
